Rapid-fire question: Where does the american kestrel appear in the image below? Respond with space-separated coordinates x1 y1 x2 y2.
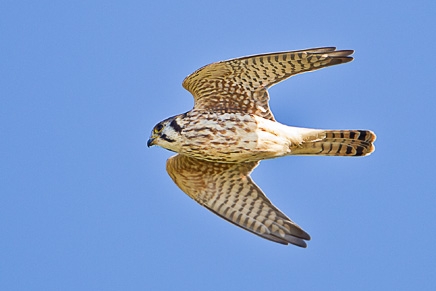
147 47 376 247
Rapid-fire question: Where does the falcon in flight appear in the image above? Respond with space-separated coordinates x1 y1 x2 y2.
147 47 376 247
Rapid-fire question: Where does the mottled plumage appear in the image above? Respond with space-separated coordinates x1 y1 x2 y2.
148 47 376 247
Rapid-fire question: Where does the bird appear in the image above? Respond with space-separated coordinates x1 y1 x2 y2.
147 47 376 247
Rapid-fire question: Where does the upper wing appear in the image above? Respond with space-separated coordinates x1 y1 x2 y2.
166 154 310 246
183 47 353 121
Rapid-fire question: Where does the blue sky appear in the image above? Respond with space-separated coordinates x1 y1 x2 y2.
1 1 435 290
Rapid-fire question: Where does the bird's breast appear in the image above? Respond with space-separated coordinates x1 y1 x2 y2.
178 111 292 162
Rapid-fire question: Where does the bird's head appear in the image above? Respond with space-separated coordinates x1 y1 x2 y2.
147 115 184 152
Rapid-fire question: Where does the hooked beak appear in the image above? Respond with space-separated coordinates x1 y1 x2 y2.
147 138 155 147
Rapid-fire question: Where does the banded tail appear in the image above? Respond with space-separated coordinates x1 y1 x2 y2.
292 130 376 156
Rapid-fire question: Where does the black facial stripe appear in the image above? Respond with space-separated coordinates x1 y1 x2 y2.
160 134 175 143
170 119 183 133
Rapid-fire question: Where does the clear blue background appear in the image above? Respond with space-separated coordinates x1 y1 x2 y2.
1 1 435 290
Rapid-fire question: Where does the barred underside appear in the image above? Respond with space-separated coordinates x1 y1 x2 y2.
183 47 354 121
292 130 376 156
166 154 310 247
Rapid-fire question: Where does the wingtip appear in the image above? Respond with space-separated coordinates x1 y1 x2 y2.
286 236 308 248
285 228 311 247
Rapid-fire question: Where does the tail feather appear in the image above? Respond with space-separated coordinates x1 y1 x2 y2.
292 130 376 156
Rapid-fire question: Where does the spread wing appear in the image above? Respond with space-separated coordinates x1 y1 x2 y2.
183 47 353 121
166 154 310 246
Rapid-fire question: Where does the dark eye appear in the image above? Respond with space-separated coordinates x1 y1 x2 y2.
153 123 163 134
